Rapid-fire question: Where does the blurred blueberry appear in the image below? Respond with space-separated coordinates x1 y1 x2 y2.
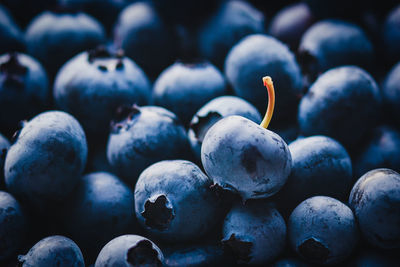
95 235 164 267
107 105 190 186
269 3 315 50
4 111 87 211
25 11 105 76
349 168 400 249
63 172 136 261
298 66 381 150
383 5 400 65
225 34 302 123
298 20 374 83
0 53 49 136
54 46 151 141
114 2 177 79
153 61 227 126
198 0 265 69
0 5 25 54
382 61 400 123
0 191 27 261
18 236 84 267
0 134 10 190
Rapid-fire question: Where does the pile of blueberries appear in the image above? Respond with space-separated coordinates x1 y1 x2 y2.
1 0 400 266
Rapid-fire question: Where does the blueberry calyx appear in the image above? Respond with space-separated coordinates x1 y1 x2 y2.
126 240 162 267
298 237 330 263
0 53 28 88
110 104 141 133
190 111 222 142
141 195 174 231
222 233 253 264
88 46 125 70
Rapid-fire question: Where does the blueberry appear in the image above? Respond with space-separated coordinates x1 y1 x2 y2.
114 2 176 79
0 191 27 261
58 0 132 33
269 3 315 50
153 61 227 126
95 234 164 267
225 34 302 122
150 0 222 26
198 0 265 69
298 66 381 149
222 200 286 265
107 105 190 186
298 20 374 82
18 236 84 267
354 126 400 178
202 77 292 201
383 5 400 65
0 5 25 54
25 11 105 76
349 168 400 249
54 46 151 140
4 111 87 210
135 160 221 242
188 95 261 162
288 196 359 265
382 61 400 123
276 136 353 216
63 172 136 261
0 52 49 135
0 134 10 190
163 241 235 267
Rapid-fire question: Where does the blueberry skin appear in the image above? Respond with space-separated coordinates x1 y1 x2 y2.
383 5 400 64
0 53 49 134
276 136 353 215
222 201 286 265
382 61 400 123
298 20 374 81
63 172 136 260
0 134 10 190
198 0 265 69
0 5 25 54
188 96 261 162
288 196 359 265
0 191 27 261
298 66 381 149
135 160 221 242
4 111 88 210
153 61 227 126
269 3 315 50
95 234 164 267
107 106 190 186
349 168 400 249
354 126 400 178
163 242 235 267
54 48 151 139
225 34 302 122
201 115 292 201
25 12 105 76
18 236 84 267
114 2 176 79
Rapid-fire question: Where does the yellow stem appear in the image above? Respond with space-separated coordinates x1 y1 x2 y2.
260 76 275 129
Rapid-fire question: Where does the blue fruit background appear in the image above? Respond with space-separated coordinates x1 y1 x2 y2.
0 0 399 266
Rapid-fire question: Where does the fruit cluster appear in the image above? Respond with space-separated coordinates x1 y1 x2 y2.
1 0 400 266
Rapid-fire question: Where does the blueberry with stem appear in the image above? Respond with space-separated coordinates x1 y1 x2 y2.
201 76 291 201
